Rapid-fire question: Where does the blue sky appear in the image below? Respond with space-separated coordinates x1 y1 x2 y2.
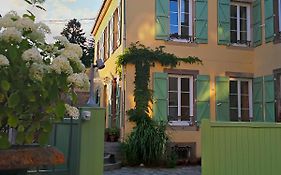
0 0 104 41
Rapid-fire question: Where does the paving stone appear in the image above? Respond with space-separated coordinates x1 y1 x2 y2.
104 166 201 175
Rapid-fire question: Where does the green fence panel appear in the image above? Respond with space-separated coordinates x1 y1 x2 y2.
202 119 281 175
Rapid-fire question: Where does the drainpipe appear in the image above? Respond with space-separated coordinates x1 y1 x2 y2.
120 0 127 141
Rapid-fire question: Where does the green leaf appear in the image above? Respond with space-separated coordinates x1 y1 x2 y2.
41 121 52 132
16 132 25 145
55 101 66 119
25 133 34 144
28 94 36 102
8 114 19 127
24 0 32 5
0 135 10 149
8 92 20 108
17 125 25 132
1 80 10 92
38 132 49 146
35 5 46 11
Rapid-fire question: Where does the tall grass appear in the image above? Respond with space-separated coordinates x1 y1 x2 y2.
123 118 168 166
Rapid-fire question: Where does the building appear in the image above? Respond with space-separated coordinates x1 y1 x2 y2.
92 0 281 159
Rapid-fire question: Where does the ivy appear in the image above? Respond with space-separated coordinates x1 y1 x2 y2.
117 42 202 124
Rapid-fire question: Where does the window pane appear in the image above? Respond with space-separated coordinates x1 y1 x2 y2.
240 32 247 43
230 95 238 108
231 5 237 17
230 81 238 93
241 96 249 108
240 6 247 19
231 18 237 30
181 0 189 13
231 31 237 43
181 93 190 106
230 109 239 121
169 107 178 120
170 13 179 25
241 81 249 95
169 77 178 91
181 78 190 91
169 92 178 106
170 0 178 12
181 107 190 120
181 26 189 36
170 25 179 35
181 13 189 26
240 19 247 31
241 109 250 121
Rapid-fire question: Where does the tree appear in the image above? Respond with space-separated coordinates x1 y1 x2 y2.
61 19 93 67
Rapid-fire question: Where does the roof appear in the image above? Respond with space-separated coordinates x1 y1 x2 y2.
91 0 112 36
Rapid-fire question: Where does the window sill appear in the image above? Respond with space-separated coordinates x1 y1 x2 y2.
168 121 193 126
226 43 254 50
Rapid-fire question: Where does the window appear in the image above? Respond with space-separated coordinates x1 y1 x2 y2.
168 75 193 125
109 17 114 55
100 32 104 61
117 6 121 47
229 78 253 122
169 0 193 41
230 2 251 45
104 27 108 61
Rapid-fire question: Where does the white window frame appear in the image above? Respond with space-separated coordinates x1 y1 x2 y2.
229 78 253 121
117 6 121 46
230 2 251 45
100 32 104 61
109 17 114 55
279 0 281 32
169 0 193 40
168 75 194 126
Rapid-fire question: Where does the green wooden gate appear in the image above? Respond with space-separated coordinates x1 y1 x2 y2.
202 119 281 175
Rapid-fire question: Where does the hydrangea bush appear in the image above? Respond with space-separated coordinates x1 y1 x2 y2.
0 11 89 148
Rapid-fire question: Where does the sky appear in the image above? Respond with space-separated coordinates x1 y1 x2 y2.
0 0 104 42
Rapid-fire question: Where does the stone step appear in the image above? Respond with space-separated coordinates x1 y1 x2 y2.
104 161 122 171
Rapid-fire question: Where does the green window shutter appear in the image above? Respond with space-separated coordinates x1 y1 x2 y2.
253 77 264 121
196 75 210 125
264 0 274 42
153 72 168 122
218 0 230 45
253 0 262 47
155 0 169 40
116 86 121 128
195 0 208 44
215 76 230 121
264 75 276 122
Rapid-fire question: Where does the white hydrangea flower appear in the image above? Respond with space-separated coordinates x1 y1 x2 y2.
0 27 22 43
29 63 45 81
0 11 20 28
51 56 73 75
22 48 43 63
36 22 51 34
62 43 83 59
67 73 90 90
54 36 69 45
15 17 36 32
65 104 80 119
26 30 45 43
0 54 9 66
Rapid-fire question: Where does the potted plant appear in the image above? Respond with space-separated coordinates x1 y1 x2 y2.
108 128 120 142
0 10 89 172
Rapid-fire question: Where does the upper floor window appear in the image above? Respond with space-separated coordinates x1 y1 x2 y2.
229 78 253 122
169 0 193 41
276 70 281 122
230 2 251 46
168 75 194 125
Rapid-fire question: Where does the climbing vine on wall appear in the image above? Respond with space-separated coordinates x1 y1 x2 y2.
117 42 202 123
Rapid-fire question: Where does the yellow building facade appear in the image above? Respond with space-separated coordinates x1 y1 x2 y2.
92 0 281 159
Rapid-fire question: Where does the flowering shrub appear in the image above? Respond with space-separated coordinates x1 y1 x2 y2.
0 11 89 148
